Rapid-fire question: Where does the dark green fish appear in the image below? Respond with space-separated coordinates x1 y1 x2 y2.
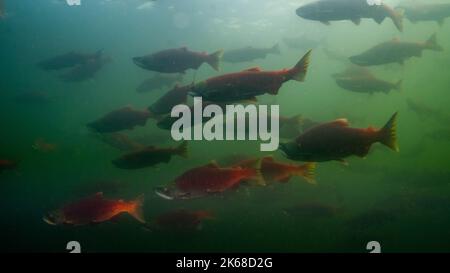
148 84 191 116
38 50 103 71
406 98 450 125
350 34 443 66
296 0 403 32
334 66 402 94
398 3 450 26
94 133 145 151
112 141 188 169
223 44 280 63
87 106 152 133
60 54 110 82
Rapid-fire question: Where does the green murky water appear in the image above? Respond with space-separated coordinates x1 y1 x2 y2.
1 0 450 253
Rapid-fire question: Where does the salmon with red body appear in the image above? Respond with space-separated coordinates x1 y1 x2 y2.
133 47 223 74
155 161 263 200
190 50 312 102
233 156 316 184
280 112 399 162
43 192 145 226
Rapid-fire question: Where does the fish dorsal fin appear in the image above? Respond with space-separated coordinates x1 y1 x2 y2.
392 38 400 43
331 119 349 127
243 67 262 72
180 47 188 51
205 161 220 168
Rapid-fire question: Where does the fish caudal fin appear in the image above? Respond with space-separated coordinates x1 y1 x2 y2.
207 49 224 71
296 163 316 185
425 34 443 51
176 141 189 158
378 112 399 152
289 50 312 82
129 194 145 223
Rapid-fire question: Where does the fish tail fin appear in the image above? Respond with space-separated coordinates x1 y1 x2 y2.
386 5 404 32
195 210 215 220
246 158 266 186
207 49 224 71
395 80 403 92
425 33 443 51
272 43 281 55
378 112 399 152
296 163 317 185
288 50 312 82
129 194 145 223
176 141 189 158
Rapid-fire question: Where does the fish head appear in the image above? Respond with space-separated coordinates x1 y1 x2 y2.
133 56 154 70
43 210 65 226
295 3 318 20
154 186 195 200
349 55 369 66
279 142 297 158
279 141 311 161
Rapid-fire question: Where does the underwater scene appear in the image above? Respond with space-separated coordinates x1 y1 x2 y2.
1 0 450 253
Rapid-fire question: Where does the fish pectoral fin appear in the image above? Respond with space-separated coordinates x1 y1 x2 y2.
351 18 361 25
373 16 385 24
320 21 330 26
